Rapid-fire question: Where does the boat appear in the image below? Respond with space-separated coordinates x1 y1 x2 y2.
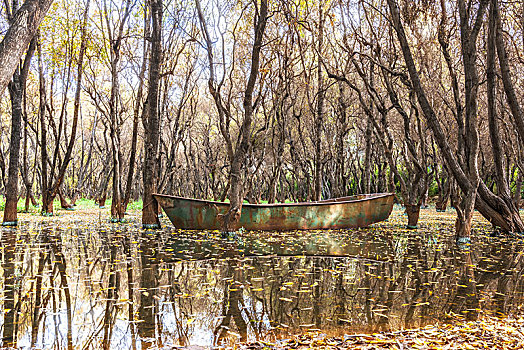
153 193 395 231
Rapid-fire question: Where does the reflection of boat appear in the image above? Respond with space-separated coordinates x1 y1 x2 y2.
158 231 392 262
153 193 395 231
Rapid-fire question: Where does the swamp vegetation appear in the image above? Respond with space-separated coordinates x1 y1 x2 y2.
0 0 521 236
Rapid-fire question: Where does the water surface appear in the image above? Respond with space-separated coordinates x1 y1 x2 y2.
1 215 523 348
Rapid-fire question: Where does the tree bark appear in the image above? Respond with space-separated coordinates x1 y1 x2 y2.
493 0 524 148
221 0 269 232
485 0 524 233
105 0 133 222
141 0 162 229
314 1 325 201
0 0 54 98
515 172 522 207
363 114 373 194
406 204 421 229
436 167 451 212
38 37 49 215
124 7 150 212
2 38 36 225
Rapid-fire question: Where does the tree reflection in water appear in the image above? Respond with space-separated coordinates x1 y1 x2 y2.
0 224 523 348
1 228 17 347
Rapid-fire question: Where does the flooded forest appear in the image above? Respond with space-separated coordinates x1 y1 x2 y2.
0 0 524 348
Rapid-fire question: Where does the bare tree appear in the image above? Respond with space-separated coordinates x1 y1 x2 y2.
195 0 269 232
141 0 163 228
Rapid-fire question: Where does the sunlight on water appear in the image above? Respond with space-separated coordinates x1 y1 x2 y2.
1 209 523 349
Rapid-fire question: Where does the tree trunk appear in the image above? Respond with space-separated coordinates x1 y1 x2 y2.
363 115 372 194
124 8 149 211
141 0 162 229
98 192 107 209
493 0 524 147
515 173 522 207
483 0 524 233
405 204 421 229
97 165 112 208
106 0 132 222
2 77 23 225
195 0 268 232
222 0 269 232
335 83 348 197
109 101 124 221
58 187 73 210
387 0 495 239
0 149 6 192
38 38 49 215
222 159 244 232
21 109 37 212
436 173 451 212
2 39 35 226
313 1 325 202
455 191 476 242
109 78 124 221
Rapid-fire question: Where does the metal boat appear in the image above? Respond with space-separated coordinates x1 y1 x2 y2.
154 193 394 231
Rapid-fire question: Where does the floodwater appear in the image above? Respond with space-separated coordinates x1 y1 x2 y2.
1 215 524 349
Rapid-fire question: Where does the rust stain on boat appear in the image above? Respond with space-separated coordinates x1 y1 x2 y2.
153 193 395 231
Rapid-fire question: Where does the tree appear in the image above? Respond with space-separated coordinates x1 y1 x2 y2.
386 0 524 238
0 0 54 97
40 0 90 215
2 37 36 225
141 0 162 229
100 0 134 221
196 0 269 232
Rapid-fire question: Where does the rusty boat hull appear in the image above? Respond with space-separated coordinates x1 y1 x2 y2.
153 193 395 231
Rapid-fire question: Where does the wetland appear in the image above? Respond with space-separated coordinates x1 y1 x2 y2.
1 206 523 349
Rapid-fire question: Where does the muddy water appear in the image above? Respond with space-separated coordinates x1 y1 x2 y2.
1 221 523 349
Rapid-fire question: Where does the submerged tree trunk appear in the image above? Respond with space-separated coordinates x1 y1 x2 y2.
221 0 269 232
38 37 49 215
21 110 37 212
58 187 73 210
97 164 112 208
363 115 373 194
106 0 133 222
405 204 421 229
2 38 35 226
3 74 24 225
141 0 162 229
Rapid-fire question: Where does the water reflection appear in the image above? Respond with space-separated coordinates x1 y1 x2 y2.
1 223 523 348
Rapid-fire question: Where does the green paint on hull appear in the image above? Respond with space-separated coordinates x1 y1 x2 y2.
154 193 394 231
